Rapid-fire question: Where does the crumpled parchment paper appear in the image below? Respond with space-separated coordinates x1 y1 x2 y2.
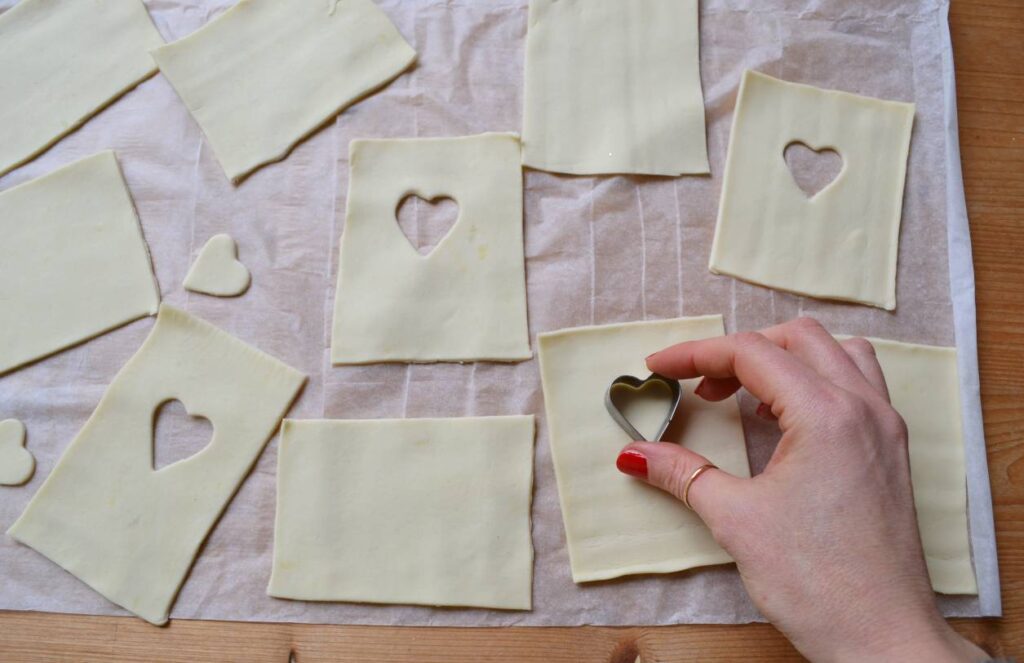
0 0 999 625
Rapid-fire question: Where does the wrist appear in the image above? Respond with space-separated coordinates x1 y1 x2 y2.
829 614 986 663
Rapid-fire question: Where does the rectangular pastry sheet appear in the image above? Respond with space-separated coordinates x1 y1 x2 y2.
151 0 415 183
268 417 534 610
0 0 163 176
0 0 998 625
538 316 749 583
522 0 709 176
862 338 977 595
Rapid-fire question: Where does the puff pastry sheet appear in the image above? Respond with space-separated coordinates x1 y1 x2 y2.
0 0 163 176
710 70 915 310
152 0 416 182
8 306 306 624
0 151 160 375
864 337 977 595
331 133 530 364
538 316 750 582
522 0 708 176
268 417 535 610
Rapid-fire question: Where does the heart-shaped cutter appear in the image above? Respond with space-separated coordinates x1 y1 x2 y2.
604 373 682 442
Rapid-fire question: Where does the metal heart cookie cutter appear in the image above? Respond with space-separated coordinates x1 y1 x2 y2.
604 373 682 442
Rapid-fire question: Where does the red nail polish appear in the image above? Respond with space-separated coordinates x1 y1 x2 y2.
694 377 710 398
756 402 775 420
616 450 648 479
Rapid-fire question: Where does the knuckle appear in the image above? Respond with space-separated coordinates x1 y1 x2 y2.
663 453 696 501
880 409 909 443
732 331 766 349
792 316 827 335
843 336 876 357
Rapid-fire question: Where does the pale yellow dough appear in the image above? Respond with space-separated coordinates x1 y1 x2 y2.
152 0 416 183
538 316 750 582
183 234 251 297
331 133 531 364
0 419 34 487
268 416 535 610
709 70 915 310
0 0 164 176
859 337 977 595
0 152 160 376
522 0 708 176
8 306 306 625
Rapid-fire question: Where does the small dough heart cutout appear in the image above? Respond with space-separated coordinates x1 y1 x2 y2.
783 140 843 198
0 419 34 486
183 234 251 297
605 374 682 442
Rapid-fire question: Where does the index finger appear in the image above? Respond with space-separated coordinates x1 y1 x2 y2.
646 332 832 413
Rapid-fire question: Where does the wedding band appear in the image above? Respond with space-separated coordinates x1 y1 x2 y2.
682 463 717 511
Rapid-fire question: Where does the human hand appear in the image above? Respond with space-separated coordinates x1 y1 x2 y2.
616 318 986 662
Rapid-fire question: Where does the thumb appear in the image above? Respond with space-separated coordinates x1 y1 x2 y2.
616 441 744 525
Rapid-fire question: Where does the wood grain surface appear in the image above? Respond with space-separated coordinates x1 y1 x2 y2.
1 1 1022 660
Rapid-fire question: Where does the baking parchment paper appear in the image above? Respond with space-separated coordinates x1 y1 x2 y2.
0 0 1000 625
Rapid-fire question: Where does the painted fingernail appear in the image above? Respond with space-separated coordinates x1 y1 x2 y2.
694 377 710 398
756 402 775 420
616 450 648 479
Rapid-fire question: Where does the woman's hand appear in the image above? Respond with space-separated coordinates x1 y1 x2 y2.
616 318 986 662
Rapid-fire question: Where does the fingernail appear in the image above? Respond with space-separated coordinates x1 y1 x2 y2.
756 402 774 419
616 450 648 479
694 377 710 398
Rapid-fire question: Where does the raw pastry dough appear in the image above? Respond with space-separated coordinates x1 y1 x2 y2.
522 0 708 176
183 234 251 297
152 0 416 183
537 316 750 582
0 419 34 487
0 152 160 376
859 337 977 595
8 306 306 625
709 70 915 310
268 416 535 610
0 0 163 176
331 133 531 364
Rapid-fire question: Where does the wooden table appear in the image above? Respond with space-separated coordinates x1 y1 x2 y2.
2 1 1022 660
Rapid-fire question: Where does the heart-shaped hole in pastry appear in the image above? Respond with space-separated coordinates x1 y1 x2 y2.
605 374 682 442
395 194 460 256
784 141 843 198
152 399 214 471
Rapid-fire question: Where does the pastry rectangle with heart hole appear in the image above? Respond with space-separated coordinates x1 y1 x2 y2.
522 0 708 176
268 416 535 610
331 133 531 364
537 316 750 583
709 70 915 310
7 305 306 625
0 151 160 376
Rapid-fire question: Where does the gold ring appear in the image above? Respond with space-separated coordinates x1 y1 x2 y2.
682 463 717 511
